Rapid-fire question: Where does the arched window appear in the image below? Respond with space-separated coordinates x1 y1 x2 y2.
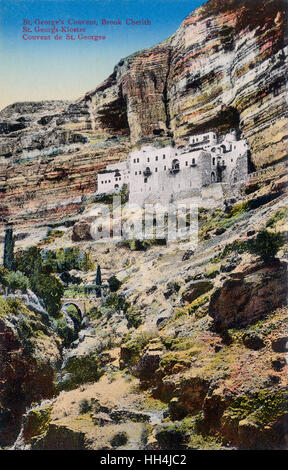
212 157 215 165
172 159 180 170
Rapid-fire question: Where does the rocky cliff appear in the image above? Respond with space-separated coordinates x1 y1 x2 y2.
0 0 287 227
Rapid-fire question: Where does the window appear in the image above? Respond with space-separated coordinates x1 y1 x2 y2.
137 158 139 163
155 156 158 161
185 161 188 166
212 157 215 165
101 181 103 184
135 171 137 175
147 157 150 162
192 158 195 165
231 159 233 162
144 178 147 183
133 159 136 163
164 165 166 170
155 168 158 172
163 154 165 159
138 171 141 175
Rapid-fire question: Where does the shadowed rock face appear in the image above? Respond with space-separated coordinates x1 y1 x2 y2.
209 261 287 331
0 315 60 447
0 0 287 227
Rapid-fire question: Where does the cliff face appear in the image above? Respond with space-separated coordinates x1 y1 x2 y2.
0 0 287 226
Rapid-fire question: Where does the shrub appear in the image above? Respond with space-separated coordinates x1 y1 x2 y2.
247 229 283 263
103 293 130 314
126 307 142 329
0 265 9 285
110 431 128 448
266 208 288 228
107 275 121 292
42 247 94 273
121 332 155 366
53 316 76 347
88 306 101 320
79 399 92 414
226 201 250 218
0 296 30 318
155 419 193 449
58 353 102 391
4 270 30 291
23 406 52 441
15 246 42 277
60 271 82 286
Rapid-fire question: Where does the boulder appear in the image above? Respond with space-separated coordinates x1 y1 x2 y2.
242 332 265 350
181 280 213 303
272 337 288 353
209 263 287 331
72 219 93 241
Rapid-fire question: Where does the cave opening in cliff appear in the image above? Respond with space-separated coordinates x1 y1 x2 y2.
97 87 130 135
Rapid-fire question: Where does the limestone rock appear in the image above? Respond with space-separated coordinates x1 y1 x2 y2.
209 262 287 331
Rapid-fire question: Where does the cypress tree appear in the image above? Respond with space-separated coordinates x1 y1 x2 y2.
3 226 15 271
95 264 102 286
95 264 102 298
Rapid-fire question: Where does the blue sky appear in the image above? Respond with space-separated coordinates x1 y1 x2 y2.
0 0 205 110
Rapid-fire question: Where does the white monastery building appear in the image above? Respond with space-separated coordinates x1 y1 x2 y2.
96 130 248 205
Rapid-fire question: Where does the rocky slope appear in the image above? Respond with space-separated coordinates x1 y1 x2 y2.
2 162 286 450
0 291 62 446
0 0 287 227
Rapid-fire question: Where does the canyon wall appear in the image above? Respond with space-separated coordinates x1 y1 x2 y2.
0 0 287 226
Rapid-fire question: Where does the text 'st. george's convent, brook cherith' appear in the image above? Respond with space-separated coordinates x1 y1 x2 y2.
96 130 249 205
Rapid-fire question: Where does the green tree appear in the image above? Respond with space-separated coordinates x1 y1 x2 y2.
14 246 64 317
95 264 102 286
103 293 130 314
79 251 94 272
108 275 121 292
247 229 283 263
3 227 15 271
60 271 81 286
15 246 42 278
4 271 30 291
31 273 64 318
95 264 102 298
0 265 9 285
